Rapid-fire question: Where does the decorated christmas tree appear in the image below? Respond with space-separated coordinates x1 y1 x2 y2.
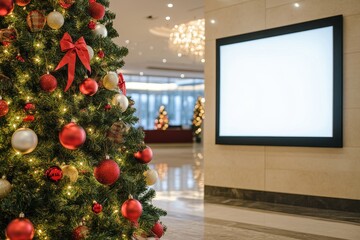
192 96 205 143
154 105 168 130
0 0 166 239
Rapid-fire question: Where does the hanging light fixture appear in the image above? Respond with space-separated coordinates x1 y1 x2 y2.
169 19 205 59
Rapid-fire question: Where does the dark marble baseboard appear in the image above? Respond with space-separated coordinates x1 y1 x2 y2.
205 185 360 213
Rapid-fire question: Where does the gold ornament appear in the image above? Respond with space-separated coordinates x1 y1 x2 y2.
61 165 79 182
0 176 11 199
111 93 129 113
103 71 118 90
144 169 158 186
47 10 64 30
11 128 38 154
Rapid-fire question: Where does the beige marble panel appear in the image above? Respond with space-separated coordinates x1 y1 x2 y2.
205 0 266 41
344 52 360 109
265 168 360 199
266 0 360 29
343 108 360 147
205 0 251 12
205 145 266 190
344 14 360 54
266 0 298 9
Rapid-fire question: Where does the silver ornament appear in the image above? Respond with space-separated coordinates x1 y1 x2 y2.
112 93 129 113
93 23 108 38
11 128 38 154
103 71 118 90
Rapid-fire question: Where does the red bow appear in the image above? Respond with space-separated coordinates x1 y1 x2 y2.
118 73 127 95
55 32 91 91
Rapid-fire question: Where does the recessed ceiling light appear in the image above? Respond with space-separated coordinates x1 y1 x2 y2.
180 74 185 78
201 59 205 63
162 59 167 63
210 19 216 24
138 52 143 55
149 46 154 50
165 16 171 21
294 3 300 7
125 40 130 44
177 53 182 57
139 72 144 76
167 3 173 8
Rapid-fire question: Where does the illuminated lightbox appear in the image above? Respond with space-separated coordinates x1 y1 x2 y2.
216 16 343 147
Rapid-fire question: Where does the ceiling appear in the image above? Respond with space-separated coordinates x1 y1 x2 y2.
110 0 205 79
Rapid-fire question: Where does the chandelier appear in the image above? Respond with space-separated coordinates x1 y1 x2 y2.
169 19 205 59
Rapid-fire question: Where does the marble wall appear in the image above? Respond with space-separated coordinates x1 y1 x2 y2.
204 0 360 200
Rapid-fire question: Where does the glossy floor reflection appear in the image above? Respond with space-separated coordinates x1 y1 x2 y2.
149 144 360 240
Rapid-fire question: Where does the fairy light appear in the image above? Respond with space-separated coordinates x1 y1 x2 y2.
80 162 83 166
16 116 20 120
63 108 67 112
67 185 72 189
29 159 33 163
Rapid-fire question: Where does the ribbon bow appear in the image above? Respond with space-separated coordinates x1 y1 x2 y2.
55 32 91 91
118 72 127 95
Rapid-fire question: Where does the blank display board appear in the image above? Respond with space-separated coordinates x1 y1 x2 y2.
216 16 343 147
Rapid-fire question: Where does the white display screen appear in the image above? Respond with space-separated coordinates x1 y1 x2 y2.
216 16 343 147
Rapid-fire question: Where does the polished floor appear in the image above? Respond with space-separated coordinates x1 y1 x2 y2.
149 144 360 240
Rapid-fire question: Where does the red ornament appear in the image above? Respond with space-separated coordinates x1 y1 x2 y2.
55 33 91 92
5 215 35 240
15 0 31 7
121 198 143 223
26 10 46 32
97 49 105 58
0 0 14 17
24 103 35 114
92 201 103 214
94 158 120 185
72 225 89 240
151 221 164 238
45 166 63 182
59 122 86 150
0 99 9 117
40 74 58 93
134 146 153 164
87 20 96 30
118 73 127 95
88 2 105 20
59 0 75 9
23 115 35 122
0 28 16 46
16 54 25 62
104 103 111 111
79 78 98 96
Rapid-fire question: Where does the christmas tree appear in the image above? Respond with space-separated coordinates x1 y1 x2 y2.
0 0 166 239
154 105 169 130
192 97 205 143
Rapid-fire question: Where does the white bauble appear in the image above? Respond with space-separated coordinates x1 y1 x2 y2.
112 93 129 113
93 23 108 38
47 10 64 30
11 128 38 154
103 71 119 90
144 169 158 186
86 45 94 60
0 177 11 199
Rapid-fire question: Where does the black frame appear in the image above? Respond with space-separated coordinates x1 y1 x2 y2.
216 15 343 147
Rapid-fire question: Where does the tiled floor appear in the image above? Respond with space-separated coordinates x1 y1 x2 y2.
149 144 360 240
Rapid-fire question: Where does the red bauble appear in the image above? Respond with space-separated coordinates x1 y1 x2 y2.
59 0 75 9
6 216 35 240
40 74 58 92
24 103 35 114
79 78 98 96
27 10 46 32
97 49 105 58
0 99 9 117
88 2 105 20
94 159 120 185
121 198 143 223
59 122 86 150
15 0 31 7
16 54 25 62
0 0 14 17
23 115 35 122
87 20 96 29
134 146 153 164
92 202 103 214
46 166 63 182
104 103 111 111
72 225 89 240
151 221 164 238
